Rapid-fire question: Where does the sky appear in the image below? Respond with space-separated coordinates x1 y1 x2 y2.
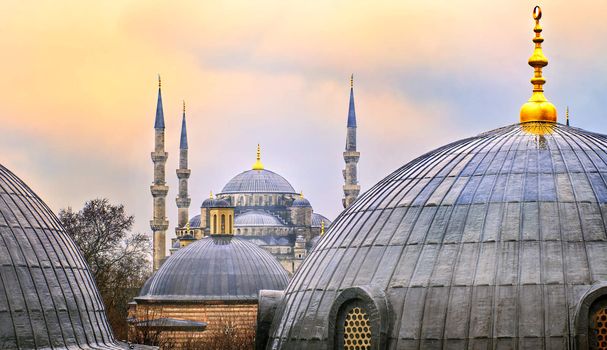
1 0 606 250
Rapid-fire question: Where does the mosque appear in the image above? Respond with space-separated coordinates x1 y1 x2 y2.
149 76 361 274
6 5 607 350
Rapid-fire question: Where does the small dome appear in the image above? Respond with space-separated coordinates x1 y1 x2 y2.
311 213 332 228
292 197 311 207
201 198 231 208
219 169 296 194
201 198 214 207
0 164 118 349
235 210 286 227
188 214 201 228
137 236 288 301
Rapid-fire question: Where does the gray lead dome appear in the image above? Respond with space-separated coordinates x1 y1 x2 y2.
0 164 119 349
267 123 607 349
220 169 296 194
137 236 289 301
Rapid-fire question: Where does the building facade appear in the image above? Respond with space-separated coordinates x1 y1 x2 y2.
151 78 362 273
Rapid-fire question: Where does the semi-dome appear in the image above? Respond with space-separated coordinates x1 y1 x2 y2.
219 169 296 194
188 214 201 227
311 212 332 228
137 236 288 301
235 210 286 227
292 196 311 207
0 164 119 349
267 122 607 348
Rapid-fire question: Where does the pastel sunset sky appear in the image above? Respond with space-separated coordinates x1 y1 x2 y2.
1 1 606 247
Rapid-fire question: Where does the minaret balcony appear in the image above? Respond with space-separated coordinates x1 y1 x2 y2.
150 219 169 231
343 184 361 193
176 197 191 207
151 151 168 162
343 151 360 162
150 184 169 196
176 168 191 178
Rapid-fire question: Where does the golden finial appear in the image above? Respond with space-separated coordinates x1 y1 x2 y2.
183 100 186 114
300 191 304 198
350 74 354 89
158 74 161 88
210 191 214 199
520 6 557 123
185 221 190 230
321 220 325 236
566 106 570 126
252 144 264 170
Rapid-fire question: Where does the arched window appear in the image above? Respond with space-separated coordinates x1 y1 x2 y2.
229 215 233 233
221 214 226 233
335 301 372 350
589 296 607 349
213 214 217 234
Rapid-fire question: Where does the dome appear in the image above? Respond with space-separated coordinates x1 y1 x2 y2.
267 123 607 348
235 210 286 227
137 236 288 301
219 169 296 194
292 197 311 207
201 198 231 208
311 212 332 227
0 164 119 349
188 214 201 228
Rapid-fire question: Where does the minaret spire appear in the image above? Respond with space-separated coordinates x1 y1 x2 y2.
176 100 191 231
520 6 557 123
343 74 361 209
150 76 169 271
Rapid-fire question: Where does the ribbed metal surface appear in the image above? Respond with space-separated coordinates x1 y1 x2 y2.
188 214 201 228
235 211 286 227
0 164 120 349
312 213 332 228
137 236 289 302
268 122 607 349
220 169 296 194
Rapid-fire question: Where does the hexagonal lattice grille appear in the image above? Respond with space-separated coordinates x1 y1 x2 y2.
592 307 607 349
343 306 372 350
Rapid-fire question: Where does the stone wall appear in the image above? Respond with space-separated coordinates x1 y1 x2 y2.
131 301 257 348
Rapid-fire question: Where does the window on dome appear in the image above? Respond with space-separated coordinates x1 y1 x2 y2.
335 302 372 350
590 296 607 349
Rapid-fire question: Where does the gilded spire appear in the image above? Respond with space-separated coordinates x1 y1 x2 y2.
321 220 325 236
300 191 304 198
252 144 264 170
520 6 557 123
350 74 354 89
210 191 214 199
158 74 162 88
566 106 570 126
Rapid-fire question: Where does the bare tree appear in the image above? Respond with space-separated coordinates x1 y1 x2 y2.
59 198 151 339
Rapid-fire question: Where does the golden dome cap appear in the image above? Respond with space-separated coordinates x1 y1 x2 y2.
520 6 557 123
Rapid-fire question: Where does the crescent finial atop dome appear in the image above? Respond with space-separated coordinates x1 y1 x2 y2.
520 6 557 123
253 144 264 170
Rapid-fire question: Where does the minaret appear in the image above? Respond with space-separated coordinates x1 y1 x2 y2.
150 76 169 271
342 74 360 209
176 100 191 229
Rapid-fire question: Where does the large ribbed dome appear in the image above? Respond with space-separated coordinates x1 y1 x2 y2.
137 236 288 301
267 122 607 349
219 169 296 194
0 164 119 349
